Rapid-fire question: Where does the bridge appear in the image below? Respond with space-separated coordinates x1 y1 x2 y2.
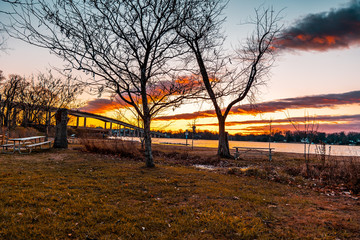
0 100 165 138
68 109 165 138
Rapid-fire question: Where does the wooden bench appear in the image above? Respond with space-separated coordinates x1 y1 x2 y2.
233 147 275 161
1 143 17 154
25 141 52 153
4 136 52 154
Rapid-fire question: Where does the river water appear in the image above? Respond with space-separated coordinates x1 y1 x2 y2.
150 138 360 157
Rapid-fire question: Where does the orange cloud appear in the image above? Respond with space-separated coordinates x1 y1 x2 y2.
154 91 360 121
196 114 360 134
278 2 360 51
238 123 360 134
79 99 124 114
148 75 202 99
81 75 203 114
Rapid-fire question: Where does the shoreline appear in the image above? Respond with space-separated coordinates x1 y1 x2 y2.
150 138 360 157
148 142 360 162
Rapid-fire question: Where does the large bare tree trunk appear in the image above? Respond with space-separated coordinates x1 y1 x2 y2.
141 81 155 168
179 4 281 159
217 117 232 158
53 108 68 149
143 116 154 168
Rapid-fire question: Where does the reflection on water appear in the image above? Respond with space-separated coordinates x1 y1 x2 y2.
149 138 360 157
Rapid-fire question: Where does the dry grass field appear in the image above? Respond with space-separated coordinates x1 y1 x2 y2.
0 141 359 239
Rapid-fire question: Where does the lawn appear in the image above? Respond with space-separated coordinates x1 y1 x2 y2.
0 146 359 239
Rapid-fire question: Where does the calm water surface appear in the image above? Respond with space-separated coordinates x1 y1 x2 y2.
150 138 360 157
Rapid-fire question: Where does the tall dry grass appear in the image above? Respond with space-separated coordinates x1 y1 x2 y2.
313 157 360 194
81 139 222 166
285 147 360 194
81 138 142 159
284 154 360 194
10 127 41 138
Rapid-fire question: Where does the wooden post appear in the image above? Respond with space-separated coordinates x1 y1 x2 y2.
76 117 79 128
84 117 87 128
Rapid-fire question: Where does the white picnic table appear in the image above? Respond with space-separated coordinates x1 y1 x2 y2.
1 136 52 154
233 146 275 161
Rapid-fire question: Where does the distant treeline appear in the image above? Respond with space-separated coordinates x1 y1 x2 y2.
160 130 360 145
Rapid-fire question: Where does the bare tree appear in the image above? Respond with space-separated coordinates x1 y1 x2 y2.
0 71 82 141
0 74 25 130
286 111 319 176
187 119 198 149
19 71 83 137
112 103 145 146
177 2 283 158
113 96 174 149
2 0 201 167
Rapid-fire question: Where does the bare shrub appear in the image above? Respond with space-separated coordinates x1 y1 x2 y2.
153 150 221 166
81 139 142 160
319 157 360 194
285 166 302 177
287 156 360 194
10 127 41 138
315 141 327 166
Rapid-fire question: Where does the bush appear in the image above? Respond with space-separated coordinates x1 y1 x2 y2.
10 127 41 138
161 151 220 166
81 139 142 159
318 158 360 194
285 166 301 177
285 157 360 194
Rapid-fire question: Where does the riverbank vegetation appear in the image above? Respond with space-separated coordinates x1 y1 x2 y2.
161 129 360 145
82 139 360 195
0 144 359 239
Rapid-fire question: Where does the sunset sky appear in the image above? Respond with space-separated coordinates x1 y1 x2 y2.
0 0 359 135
